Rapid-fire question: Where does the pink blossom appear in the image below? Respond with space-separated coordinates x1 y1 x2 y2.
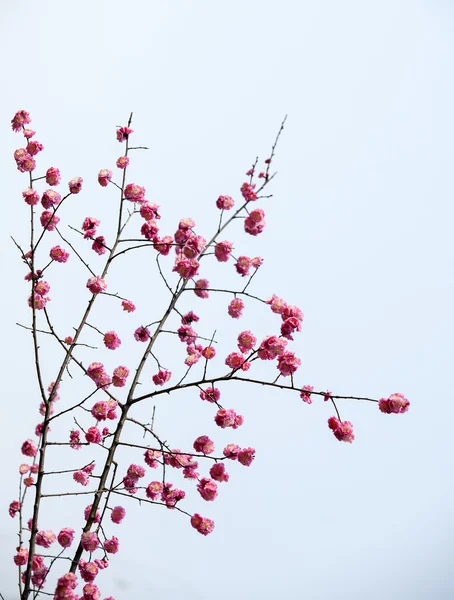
244 208 266 236
266 294 287 314
179 217 196 230
144 449 162 468
228 298 244 319
31 566 48 588
82 216 100 238
45 167 61 186
281 317 302 340
127 464 146 480
23 476 34 487
216 194 235 210
152 369 172 386
153 235 173 255
116 156 130 169
21 439 38 457
277 351 301 376
238 447 255 466
104 536 119 554
140 201 160 220
240 182 258 201
238 330 257 353
97 169 112 187
323 390 332 402
113 365 129 387
79 560 99 583
134 326 150 342
214 240 233 262
86 276 107 294
235 256 252 277
121 299 136 312
193 435 215 455
191 513 215 536
40 210 60 231
68 177 83 194
210 463 229 482
174 227 191 246
50 245 70 263
300 385 314 404
81 531 99 553
202 346 216 359
82 583 101 600
162 484 185 508
26 140 44 156
215 408 243 429
11 110 31 131
197 478 218 501
116 126 133 142
103 331 121 350
283 304 304 321
378 393 410 414
92 236 107 255
194 278 210 298
84 504 100 523
111 506 126 524
30 463 38 474
173 257 200 279
14 148 36 172
58 528 75 548
22 188 40 206
85 427 102 444
200 387 220 403
177 324 197 344
182 311 199 324
146 481 163 500
74 470 89 486
19 464 30 475
36 530 56 548
35 280 50 296
328 416 355 443
69 429 82 450
14 547 28 566
28 293 49 310
225 352 245 370
8 500 21 518
91 401 109 421
183 234 206 259
141 220 159 240
23 128 35 138
258 335 287 360
124 183 145 202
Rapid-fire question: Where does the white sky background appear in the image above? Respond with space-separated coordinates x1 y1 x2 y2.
1 1 454 598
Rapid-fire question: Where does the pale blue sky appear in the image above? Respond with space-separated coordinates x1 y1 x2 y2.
1 1 454 599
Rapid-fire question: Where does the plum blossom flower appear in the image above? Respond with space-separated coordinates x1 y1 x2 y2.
153 235 173 255
40 210 60 231
238 447 255 466
378 393 410 414
197 478 218 501
73 471 89 486
235 256 252 277
300 385 314 404
86 276 107 294
11 110 31 131
152 370 172 386
103 331 121 350
200 387 220 403
124 183 145 202
70 429 82 450
228 298 244 319
210 463 229 482
36 530 56 548
85 427 102 444
14 547 28 566
14 148 36 172
111 506 126 524
50 245 70 263
193 435 215 455
191 513 215 536
104 536 119 554
244 208 265 236
173 258 200 279
112 365 129 387
21 439 38 457
214 408 243 429
238 330 256 353
277 351 301 376
116 126 133 142
121 299 136 312
82 216 100 238
194 278 210 298
116 156 129 169
328 417 355 443
214 240 233 262
225 352 245 370
240 182 257 201
26 140 44 156
216 195 234 210
68 177 83 194
9 500 21 518
258 335 287 360
22 188 40 206
134 326 150 342
45 167 61 186
92 236 107 255
58 528 75 548
97 169 112 187
81 531 99 553
202 346 216 359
